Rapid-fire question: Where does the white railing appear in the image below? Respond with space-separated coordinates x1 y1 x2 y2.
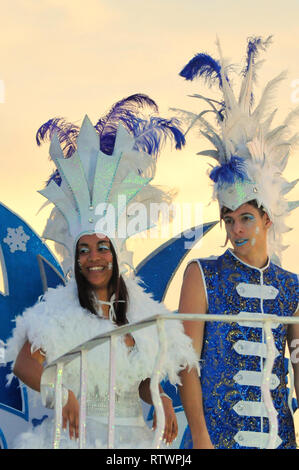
42 312 299 449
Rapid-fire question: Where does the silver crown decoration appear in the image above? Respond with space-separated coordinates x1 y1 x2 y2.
175 36 299 264
39 114 179 275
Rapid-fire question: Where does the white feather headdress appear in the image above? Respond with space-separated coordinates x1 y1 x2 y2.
37 96 185 275
176 36 299 263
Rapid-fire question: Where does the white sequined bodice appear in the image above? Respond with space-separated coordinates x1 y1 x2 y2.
86 386 145 426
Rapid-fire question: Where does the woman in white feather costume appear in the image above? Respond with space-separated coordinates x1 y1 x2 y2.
6 234 197 449
5 95 198 449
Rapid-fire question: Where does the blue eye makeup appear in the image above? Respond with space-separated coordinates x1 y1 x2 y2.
98 243 110 251
241 213 255 222
78 246 89 254
224 214 255 226
78 242 111 255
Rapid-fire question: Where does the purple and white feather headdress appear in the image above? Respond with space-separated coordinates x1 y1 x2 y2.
176 36 299 263
36 94 185 275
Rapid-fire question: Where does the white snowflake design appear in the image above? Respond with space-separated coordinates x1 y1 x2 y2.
3 226 30 253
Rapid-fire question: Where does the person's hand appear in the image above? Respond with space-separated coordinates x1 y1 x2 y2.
153 395 178 445
62 390 80 440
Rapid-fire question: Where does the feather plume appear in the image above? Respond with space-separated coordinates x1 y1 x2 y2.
283 105 299 129
36 118 80 158
188 94 225 119
197 149 220 160
252 71 287 122
265 124 287 144
95 94 159 155
209 156 249 185
215 37 238 111
132 116 186 156
261 109 278 135
196 115 227 161
169 107 200 129
281 179 299 196
46 168 62 186
242 36 272 76
38 95 185 189
288 200 299 212
94 94 185 156
239 35 271 111
179 53 223 87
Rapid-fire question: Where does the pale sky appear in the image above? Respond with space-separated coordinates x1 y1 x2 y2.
0 0 299 309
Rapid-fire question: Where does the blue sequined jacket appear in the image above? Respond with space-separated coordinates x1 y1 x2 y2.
183 249 298 449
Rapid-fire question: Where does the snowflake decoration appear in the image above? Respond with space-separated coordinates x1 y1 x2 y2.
3 226 30 253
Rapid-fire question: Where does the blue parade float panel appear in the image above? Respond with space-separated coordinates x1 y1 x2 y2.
0 428 8 450
0 202 65 343
0 202 65 447
0 199 217 448
136 222 217 302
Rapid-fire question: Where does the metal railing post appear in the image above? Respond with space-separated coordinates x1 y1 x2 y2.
53 361 64 449
79 348 87 449
150 317 167 448
108 335 117 449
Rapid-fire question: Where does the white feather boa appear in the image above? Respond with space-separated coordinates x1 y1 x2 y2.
5 277 198 396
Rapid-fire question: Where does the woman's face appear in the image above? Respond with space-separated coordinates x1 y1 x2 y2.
77 233 113 293
222 203 271 259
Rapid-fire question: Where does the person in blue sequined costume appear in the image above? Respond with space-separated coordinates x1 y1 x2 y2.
179 202 299 449
177 38 299 449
